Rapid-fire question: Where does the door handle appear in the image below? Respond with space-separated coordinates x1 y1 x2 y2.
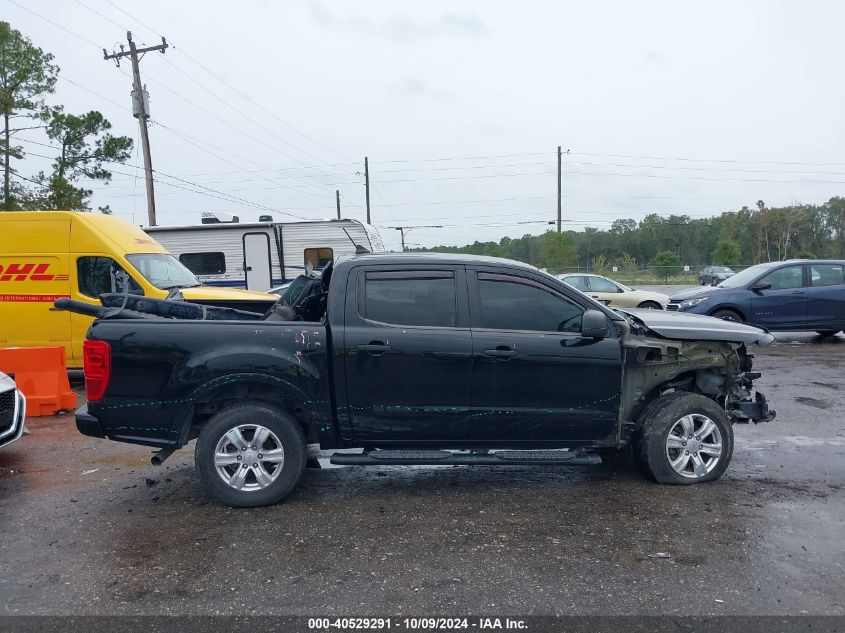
791 290 805 294
357 342 392 355
483 346 518 358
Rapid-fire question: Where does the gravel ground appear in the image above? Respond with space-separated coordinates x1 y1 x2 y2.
1 330 843 616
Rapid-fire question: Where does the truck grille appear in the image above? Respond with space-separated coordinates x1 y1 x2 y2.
0 390 14 433
666 302 680 311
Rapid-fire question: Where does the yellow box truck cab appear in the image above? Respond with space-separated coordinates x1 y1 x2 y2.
0 211 277 367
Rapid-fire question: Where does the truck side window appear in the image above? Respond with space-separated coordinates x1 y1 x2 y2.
304 248 333 269
179 252 226 275
478 275 583 333
77 257 142 298
362 273 457 328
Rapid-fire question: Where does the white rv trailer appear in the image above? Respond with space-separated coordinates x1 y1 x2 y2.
145 218 384 291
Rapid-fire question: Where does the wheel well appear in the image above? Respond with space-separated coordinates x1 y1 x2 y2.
708 305 745 321
185 381 317 444
637 300 662 308
628 371 699 427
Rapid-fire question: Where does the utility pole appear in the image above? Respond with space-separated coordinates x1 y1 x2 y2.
336 189 341 219
363 156 371 224
557 145 562 233
104 32 168 226
393 225 443 252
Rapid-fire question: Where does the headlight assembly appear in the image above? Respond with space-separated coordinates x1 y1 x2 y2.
680 296 710 308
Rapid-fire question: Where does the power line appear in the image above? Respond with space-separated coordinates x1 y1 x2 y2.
7 0 102 49
565 159 845 177
572 151 845 168
100 0 353 165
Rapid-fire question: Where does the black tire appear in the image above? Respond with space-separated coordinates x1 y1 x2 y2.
711 308 743 322
637 300 662 310
195 402 307 507
633 392 734 485
816 330 840 337
699 278 706 286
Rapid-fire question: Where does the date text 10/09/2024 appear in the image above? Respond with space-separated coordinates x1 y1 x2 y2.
307 618 528 630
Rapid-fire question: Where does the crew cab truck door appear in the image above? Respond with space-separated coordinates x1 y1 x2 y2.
343 266 473 444
467 270 622 443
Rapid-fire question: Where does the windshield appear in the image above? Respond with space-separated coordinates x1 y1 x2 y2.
716 263 776 288
714 266 734 272
126 253 201 289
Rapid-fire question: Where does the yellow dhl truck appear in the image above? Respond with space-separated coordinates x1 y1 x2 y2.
0 211 277 367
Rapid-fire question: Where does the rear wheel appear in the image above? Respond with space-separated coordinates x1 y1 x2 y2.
711 308 743 322
633 392 733 484
195 402 307 507
637 300 662 310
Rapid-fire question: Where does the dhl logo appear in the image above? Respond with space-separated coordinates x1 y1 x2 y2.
0 263 69 282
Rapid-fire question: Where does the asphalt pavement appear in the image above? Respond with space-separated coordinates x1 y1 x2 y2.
1 313 843 616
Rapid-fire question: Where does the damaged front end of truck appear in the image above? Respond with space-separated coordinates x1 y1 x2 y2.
613 308 776 447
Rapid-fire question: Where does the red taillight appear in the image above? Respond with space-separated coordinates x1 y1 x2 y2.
83 339 111 402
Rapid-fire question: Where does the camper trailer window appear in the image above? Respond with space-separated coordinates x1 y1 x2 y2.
304 248 333 269
178 252 226 276
77 257 143 298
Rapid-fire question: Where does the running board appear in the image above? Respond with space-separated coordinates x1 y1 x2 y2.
329 449 602 466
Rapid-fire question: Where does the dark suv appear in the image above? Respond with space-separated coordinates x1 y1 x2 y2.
698 266 736 286
671 260 845 335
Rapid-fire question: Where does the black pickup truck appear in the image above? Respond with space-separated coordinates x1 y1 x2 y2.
69 253 775 507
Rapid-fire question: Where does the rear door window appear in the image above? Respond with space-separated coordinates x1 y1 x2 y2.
810 264 845 287
362 272 457 328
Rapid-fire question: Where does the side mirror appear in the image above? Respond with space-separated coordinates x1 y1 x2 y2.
750 281 771 291
580 309 609 339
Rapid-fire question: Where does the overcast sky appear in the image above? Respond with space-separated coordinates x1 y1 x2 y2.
6 0 845 251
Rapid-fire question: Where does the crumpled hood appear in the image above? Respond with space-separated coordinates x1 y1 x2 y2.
618 308 775 346
669 286 722 301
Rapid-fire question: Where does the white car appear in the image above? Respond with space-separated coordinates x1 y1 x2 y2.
0 372 26 449
558 273 668 309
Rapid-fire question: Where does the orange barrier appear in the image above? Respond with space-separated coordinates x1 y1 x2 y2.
0 346 77 416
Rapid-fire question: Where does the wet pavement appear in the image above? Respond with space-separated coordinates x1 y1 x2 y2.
1 332 843 616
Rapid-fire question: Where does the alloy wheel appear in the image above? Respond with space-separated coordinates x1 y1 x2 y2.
214 424 285 492
665 414 723 479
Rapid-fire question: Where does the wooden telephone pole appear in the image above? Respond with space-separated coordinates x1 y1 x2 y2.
557 146 562 233
336 190 341 219
364 156 371 224
104 32 168 226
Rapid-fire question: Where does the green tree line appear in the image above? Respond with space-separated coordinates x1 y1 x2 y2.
1 21 132 212
416 198 845 271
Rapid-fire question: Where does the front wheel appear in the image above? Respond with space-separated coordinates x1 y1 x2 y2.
195 402 307 507
633 392 734 484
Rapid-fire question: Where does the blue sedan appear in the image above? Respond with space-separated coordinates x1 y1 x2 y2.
668 259 845 335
